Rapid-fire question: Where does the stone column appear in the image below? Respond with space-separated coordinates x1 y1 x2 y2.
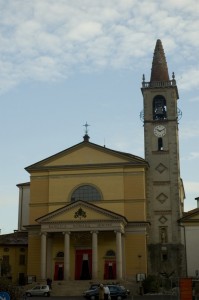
115 230 122 280
41 232 47 280
63 231 70 280
46 235 52 278
91 231 98 280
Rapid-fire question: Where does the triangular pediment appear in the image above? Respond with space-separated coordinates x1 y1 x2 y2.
36 200 127 224
25 141 147 171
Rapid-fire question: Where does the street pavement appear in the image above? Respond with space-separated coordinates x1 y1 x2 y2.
28 296 178 300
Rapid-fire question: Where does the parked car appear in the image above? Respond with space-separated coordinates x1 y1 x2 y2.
83 284 129 300
87 284 130 295
25 285 50 297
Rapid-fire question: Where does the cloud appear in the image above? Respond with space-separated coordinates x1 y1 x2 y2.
184 181 199 196
180 121 199 139
188 152 199 160
178 68 199 91
1 0 199 93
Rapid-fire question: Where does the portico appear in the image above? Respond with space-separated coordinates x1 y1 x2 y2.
37 200 127 281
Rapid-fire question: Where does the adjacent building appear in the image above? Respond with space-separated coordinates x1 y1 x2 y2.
179 197 199 277
0 231 28 284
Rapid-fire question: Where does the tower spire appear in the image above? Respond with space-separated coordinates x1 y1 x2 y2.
150 39 170 82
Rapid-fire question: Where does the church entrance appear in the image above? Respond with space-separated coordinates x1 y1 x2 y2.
75 249 92 280
104 260 116 280
54 262 64 280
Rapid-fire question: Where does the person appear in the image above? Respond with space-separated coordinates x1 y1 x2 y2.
46 278 52 289
99 284 105 300
104 284 110 300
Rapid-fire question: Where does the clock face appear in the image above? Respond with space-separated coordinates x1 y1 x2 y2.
154 125 166 137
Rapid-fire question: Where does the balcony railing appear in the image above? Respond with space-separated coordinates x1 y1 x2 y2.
142 79 176 88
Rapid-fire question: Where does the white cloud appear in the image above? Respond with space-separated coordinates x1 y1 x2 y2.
184 181 199 196
189 96 199 103
181 121 199 139
188 152 199 160
178 68 199 91
0 0 199 93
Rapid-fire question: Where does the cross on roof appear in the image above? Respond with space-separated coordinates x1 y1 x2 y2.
83 122 90 135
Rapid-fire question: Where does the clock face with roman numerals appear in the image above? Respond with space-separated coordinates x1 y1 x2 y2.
154 125 166 137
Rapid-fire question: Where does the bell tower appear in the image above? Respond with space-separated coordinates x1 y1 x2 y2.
141 39 186 276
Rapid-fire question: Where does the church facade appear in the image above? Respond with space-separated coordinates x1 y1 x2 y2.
8 39 187 284
22 139 148 282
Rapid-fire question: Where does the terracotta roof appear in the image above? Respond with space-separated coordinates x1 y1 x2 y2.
0 231 28 245
179 208 199 222
150 39 170 82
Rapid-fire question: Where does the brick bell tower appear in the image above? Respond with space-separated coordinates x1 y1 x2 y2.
141 39 186 277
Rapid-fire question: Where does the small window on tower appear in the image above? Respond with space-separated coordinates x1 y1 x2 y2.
158 138 163 151
161 252 168 261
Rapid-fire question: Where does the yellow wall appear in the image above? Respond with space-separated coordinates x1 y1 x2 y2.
26 146 147 281
0 245 28 284
28 166 146 224
27 234 41 280
125 234 147 278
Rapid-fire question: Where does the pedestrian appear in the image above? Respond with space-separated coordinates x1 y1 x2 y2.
104 284 110 300
46 278 52 289
99 284 105 300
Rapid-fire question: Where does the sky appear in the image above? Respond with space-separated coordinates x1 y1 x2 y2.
0 0 199 234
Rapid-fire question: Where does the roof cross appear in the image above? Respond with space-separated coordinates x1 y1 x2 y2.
83 122 90 135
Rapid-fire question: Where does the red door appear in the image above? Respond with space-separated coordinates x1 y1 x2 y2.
75 249 92 280
104 260 116 280
54 262 64 280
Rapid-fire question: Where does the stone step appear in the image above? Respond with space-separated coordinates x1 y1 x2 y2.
50 280 137 296
51 280 92 296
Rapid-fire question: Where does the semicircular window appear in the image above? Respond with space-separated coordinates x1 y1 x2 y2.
71 185 101 202
106 250 116 257
56 251 64 257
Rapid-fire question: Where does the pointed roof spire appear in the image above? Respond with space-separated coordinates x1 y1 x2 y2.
150 39 170 82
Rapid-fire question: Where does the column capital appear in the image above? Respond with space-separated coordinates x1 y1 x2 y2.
114 229 122 234
90 230 99 234
40 232 47 236
62 231 71 235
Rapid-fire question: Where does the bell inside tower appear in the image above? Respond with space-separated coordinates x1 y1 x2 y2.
153 95 167 120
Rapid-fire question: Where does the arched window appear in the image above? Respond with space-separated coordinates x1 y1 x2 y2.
105 250 116 257
56 251 64 257
158 138 163 151
71 185 101 202
153 95 167 120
